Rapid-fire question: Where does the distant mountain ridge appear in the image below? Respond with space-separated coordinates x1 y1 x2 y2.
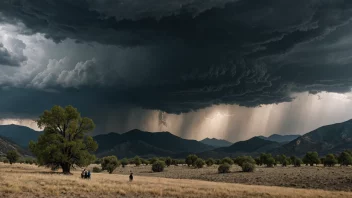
277 119 352 157
200 138 232 148
0 136 30 156
0 125 42 148
94 129 214 158
198 137 281 158
257 134 300 143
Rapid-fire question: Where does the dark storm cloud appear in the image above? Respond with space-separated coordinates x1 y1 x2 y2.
1 0 352 114
0 43 24 66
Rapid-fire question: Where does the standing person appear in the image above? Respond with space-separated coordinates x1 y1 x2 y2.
81 169 85 179
129 172 133 182
84 170 88 179
87 170 91 180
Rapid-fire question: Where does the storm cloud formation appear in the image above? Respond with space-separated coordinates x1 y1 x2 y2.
1 0 352 137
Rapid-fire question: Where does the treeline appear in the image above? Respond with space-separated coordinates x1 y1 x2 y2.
95 150 352 174
0 150 37 165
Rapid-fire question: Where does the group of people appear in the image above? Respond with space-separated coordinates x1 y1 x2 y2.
81 169 91 179
80 168 133 181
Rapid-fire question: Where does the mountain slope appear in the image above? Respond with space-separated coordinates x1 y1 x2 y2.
198 137 281 158
0 136 30 156
94 129 214 158
278 119 352 156
257 134 300 143
200 138 232 148
0 125 42 148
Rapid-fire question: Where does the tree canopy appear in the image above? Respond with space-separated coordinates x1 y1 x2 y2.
29 105 98 174
6 150 19 164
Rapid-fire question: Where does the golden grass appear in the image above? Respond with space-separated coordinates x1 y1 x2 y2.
1 163 352 198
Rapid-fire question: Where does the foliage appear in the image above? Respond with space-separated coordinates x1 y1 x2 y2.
133 156 142 166
101 156 119 174
293 157 303 167
338 151 352 166
3 159 9 163
92 167 102 173
165 157 172 167
259 153 276 167
254 157 262 166
152 160 165 172
221 157 234 165
206 158 215 166
265 157 276 167
218 163 231 173
6 150 19 164
303 152 320 166
120 158 128 168
185 154 198 167
194 158 205 168
323 154 337 167
149 157 159 165
234 156 255 167
215 159 221 165
29 105 98 174
141 158 149 165
94 158 102 164
241 162 255 172
275 154 288 166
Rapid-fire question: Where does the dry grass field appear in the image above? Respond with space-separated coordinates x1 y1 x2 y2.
1 163 352 198
109 164 352 191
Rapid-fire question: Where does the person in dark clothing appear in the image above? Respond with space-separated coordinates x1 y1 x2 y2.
87 170 91 180
129 172 133 182
81 169 85 179
84 170 88 179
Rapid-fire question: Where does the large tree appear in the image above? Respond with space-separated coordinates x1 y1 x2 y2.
29 105 98 174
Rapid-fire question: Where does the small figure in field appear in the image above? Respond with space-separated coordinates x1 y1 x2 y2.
84 170 88 179
81 169 86 179
129 171 133 182
87 170 91 180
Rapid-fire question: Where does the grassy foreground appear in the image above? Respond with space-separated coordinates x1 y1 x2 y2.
1 163 352 198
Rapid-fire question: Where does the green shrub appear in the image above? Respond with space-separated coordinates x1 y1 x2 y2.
121 158 128 168
282 159 289 167
215 159 221 165
133 156 142 166
241 162 255 172
185 154 198 167
303 152 320 166
92 167 102 173
101 156 120 174
148 157 157 165
165 157 172 167
293 158 303 167
266 157 276 167
94 158 102 164
6 150 19 164
338 151 352 166
206 158 215 166
141 159 149 165
194 158 205 168
218 163 231 173
152 160 166 172
234 156 255 166
221 157 234 165
324 154 337 167
254 157 262 166
3 159 9 163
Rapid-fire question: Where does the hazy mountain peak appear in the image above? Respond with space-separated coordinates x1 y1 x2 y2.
200 137 232 148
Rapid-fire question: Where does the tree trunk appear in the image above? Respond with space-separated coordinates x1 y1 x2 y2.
61 163 71 174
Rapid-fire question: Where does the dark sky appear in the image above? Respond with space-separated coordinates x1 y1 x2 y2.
1 0 352 141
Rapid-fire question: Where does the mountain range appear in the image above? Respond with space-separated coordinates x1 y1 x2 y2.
0 124 42 148
257 134 300 143
94 129 214 158
200 138 232 148
1 119 352 158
